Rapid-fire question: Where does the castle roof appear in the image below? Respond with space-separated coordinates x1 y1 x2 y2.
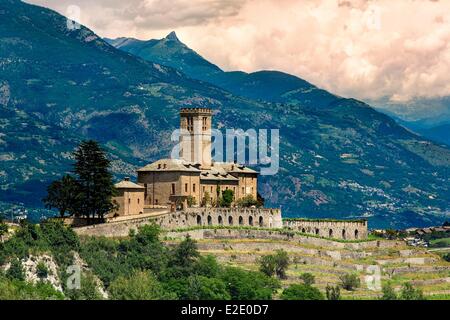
115 179 145 189
213 162 258 174
137 158 202 172
200 170 239 182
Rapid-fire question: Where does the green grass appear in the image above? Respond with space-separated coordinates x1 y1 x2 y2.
430 237 450 248
167 225 377 243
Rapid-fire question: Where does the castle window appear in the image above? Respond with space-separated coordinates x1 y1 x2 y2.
207 215 212 226
301 228 306 233
203 186 205 193
239 216 243 225
138 198 140 204
218 215 223 225
342 229 346 240
249 216 253 226
315 228 319 235
187 117 193 131
193 184 196 192
242 187 245 195
228 216 233 226
197 215 202 226
258 216 264 227
185 183 188 193
329 229 333 238
155 199 158 205
202 117 207 131
128 198 131 204
354 229 359 239
171 183 176 195
211 186 213 193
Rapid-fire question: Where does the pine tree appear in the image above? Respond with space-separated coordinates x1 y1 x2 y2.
73 140 117 219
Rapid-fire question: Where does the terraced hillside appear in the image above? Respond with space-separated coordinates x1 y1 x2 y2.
165 229 450 299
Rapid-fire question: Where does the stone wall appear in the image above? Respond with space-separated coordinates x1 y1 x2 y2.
74 207 283 237
283 219 368 240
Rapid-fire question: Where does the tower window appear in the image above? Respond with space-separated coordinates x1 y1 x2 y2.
185 183 188 193
193 184 196 192
171 183 176 195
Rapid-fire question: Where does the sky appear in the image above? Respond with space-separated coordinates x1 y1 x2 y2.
26 0 450 104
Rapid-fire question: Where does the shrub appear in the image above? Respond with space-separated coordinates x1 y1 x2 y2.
220 267 280 300
400 282 425 300
325 284 341 300
108 271 170 300
300 273 315 286
281 284 324 300
66 272 104 300
36 261 49 279
339 273 360 291
6 258 25 281
236 195 259 208
380 283 398 300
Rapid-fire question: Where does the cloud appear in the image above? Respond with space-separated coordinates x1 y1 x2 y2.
26 0 450 103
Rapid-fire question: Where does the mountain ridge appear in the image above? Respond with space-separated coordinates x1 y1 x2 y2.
1 1 449 228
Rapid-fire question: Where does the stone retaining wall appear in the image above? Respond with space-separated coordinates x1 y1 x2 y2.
283 219 368 240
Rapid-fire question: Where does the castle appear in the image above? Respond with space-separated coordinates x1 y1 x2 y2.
108 108 367 240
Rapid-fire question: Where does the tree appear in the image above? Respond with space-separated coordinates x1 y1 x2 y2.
0 221 8 242
273 250 289 279
220 189 234 208
43 174 80 218
186 276 231 300
6 258 25 281
236 195 258 208
381 283 398 300
108 271 169 300
201 191 211 207
258 250 289 279
400 282 425 300
259 255 276 277
339 273 360 291
167 236 200 277
187 196 197 207
325 284 341 300
220 267 279 300
300 273 315 286
73 140 117 219
281 284 324 300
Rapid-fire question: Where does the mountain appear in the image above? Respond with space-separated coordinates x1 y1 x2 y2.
417 124 450 147
1 0 450 228
105 33 337 107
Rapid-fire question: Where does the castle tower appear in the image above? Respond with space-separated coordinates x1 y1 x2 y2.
180 108 212 169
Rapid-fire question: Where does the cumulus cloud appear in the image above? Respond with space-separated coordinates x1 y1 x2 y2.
26 0 450 103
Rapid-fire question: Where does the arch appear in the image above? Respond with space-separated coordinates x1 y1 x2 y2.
259 216 264 227
239 216 244 225
342 229 346 240
196 215 202 226
218 215 223 225
315 228 320 235
301 228 306 233
354 229 359 239
207 215 212 226
329 229 333 238
228 216 233 225
249 216 253 226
